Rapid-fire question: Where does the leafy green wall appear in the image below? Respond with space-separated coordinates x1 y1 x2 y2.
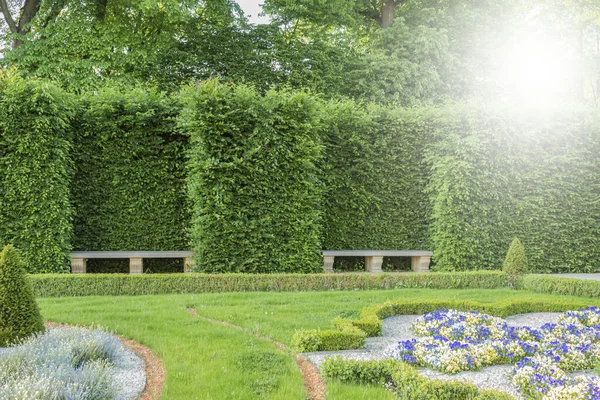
0 74 74 273
0 75 598 274
71 88 190 268
320 102 432 270
180 81 323 273
426 106 600 272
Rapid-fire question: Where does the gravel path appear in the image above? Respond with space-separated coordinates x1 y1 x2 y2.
306 312 594 399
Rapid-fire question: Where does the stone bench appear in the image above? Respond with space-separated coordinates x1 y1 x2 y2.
321 250 433 273
70 251 195 274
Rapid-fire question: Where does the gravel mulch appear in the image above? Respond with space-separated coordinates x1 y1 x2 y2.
306 312 594 399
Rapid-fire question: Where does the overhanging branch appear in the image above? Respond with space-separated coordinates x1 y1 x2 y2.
0 0 18 34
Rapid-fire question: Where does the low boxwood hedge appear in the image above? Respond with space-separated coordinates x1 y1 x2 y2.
517 275 600 298
321 358 513 400
291 297 596 353
29 271 509 297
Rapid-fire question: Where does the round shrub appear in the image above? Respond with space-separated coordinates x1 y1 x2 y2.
0 245 45 346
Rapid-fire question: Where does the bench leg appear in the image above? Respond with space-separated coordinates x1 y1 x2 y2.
411 256 431 272
184 257 195 273
323 256 335 273
71 258 86 274
365 256 383 273
130 258 143 274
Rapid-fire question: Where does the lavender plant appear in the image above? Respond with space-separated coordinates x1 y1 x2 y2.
0 327 134 399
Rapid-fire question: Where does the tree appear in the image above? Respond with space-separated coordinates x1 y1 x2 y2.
0 0 40 48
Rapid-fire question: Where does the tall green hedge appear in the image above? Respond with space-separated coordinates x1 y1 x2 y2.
426 106 600 272
0 73 74 273
71 87 190 261
180 80 323 273
320 103 432 261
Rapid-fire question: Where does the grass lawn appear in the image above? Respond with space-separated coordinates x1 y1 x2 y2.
38 289 600 399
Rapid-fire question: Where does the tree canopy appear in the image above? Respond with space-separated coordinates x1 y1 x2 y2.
0 0 599 105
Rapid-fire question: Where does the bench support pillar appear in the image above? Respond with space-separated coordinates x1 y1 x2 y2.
71 258 86 274
184 257 195 273
411 256 431 272
323 256 335 273
129 258 143 274
365 256 383 273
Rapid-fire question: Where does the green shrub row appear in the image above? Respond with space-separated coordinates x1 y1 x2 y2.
321 358 513 400
30 271 508 297
517 275 600 298
0 73 74 273
72 87 190 257
180 81 323 273
291 296 595 352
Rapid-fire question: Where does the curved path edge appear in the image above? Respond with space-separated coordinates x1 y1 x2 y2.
45 322 165 400
187 308 326 400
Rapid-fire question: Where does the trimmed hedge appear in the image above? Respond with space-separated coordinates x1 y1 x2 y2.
320 102 432 270
29 271 509 297
180 80 323 273
321 358 513 399
518 275 600 298
0 73 74 273
72 87 190 259
291 296 595 352
427 105 600 272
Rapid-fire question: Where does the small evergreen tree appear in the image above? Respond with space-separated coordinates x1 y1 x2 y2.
503 238 528 287
0 245 44 346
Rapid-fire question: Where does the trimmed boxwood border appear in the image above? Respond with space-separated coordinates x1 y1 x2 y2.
321 358 514 400
30 271 508 298
291 297 598 352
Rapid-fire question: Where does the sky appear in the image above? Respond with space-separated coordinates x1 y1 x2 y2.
235 0 270 24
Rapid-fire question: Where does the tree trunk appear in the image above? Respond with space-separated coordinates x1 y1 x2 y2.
11 0 41 48
380 1 400 29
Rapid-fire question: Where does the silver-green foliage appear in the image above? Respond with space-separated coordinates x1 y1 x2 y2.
0 327 128 399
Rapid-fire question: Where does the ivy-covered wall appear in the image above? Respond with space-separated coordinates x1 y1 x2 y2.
0 74 74 273
180 81 323 273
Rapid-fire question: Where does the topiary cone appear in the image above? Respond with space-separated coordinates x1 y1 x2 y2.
503 238 528 283
0 244 45 346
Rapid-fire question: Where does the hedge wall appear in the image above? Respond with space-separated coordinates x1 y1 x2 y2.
71 87 190 272
0 73 74 273
320 102 432 270
426 106 600 272
180 81 323 273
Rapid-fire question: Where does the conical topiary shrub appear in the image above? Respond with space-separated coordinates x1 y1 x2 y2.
503 238 528 287
0 245 45 346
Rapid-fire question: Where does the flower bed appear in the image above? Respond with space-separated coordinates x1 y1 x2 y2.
384 307 600 399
